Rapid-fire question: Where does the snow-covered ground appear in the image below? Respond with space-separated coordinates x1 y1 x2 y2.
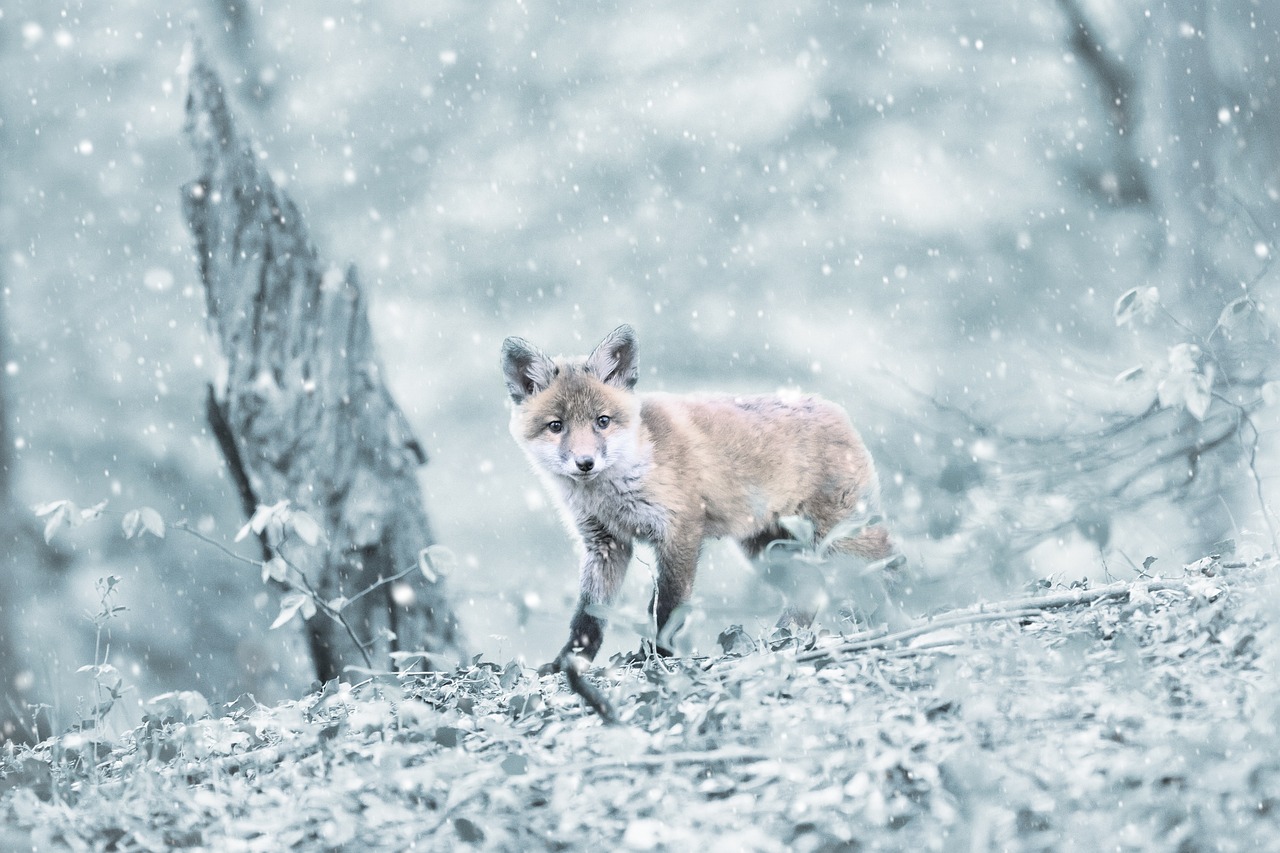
1 1 1276 725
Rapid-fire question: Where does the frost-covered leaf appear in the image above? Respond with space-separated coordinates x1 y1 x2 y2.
77 663 119 679
288 510 324 546
418 544 456 582
1157 343 1213 420
122 509 142 539
718 624 756 656
270 593 313 629
1184 372 1212 420
454 818 484 843
33 499 72 518
778 515 815 547
124 507 166 539
144 690 211 723
434 726 464 747
1189 578 1223 600
79 500 108 522
237 500 289 543
1114 286 1158 326
1167 341 1201 372
261 556 289 584
508 691 542 718
139 507 166 539
1217 296 1253 329
1262 381 1280 407
1113 365 1145 384
37 501 73 543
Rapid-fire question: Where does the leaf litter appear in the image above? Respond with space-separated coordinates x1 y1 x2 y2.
3 558 1279 850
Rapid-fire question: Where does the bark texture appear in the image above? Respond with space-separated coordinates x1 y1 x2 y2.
182 53 463 680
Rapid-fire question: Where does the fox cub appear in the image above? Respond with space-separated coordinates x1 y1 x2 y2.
501 325 896 673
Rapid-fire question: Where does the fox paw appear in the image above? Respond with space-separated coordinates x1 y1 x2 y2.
536 658 562 677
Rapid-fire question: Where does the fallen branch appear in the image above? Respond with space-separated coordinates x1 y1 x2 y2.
796 577 1195 664
552 746 771 775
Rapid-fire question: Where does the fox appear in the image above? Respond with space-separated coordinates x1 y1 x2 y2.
501 324 898 677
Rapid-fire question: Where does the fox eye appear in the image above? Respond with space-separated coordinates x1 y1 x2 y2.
595 415 611 429
547 420 564 434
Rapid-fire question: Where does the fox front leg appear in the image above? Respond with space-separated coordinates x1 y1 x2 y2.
545 517 633 673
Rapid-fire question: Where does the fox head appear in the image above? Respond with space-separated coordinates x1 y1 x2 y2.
501 325 641 482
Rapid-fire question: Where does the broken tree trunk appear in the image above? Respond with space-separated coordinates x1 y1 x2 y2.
181 52 464 681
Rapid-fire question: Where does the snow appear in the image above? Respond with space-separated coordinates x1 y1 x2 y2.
0 3 1278 840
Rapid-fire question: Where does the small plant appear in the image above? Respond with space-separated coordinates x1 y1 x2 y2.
69 574 129 783
33 499 449 676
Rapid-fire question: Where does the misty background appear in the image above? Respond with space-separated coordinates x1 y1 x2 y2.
1 0 1277 732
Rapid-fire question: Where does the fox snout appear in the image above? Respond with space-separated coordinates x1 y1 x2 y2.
562 434 603 478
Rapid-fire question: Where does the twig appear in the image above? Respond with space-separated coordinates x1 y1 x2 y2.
1208 391 1280 556
343 564 420 608
552 746 771 775
170 521 263 570
564 662 618 725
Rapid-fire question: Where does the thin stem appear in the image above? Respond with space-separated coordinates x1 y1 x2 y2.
170 521 375 670
343 563 419 608
171 521 264 569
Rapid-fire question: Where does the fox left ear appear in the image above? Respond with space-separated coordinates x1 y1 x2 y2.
586 324 639 391
502 336 558 404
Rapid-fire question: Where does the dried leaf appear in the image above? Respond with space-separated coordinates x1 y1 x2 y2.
500 754 528 775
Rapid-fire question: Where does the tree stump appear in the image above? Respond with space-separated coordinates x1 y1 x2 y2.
181 50 464 681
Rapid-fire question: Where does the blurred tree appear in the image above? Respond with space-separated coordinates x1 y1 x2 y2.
0 267 26 743
1056 0 1150 206
182 53 465 682
207 0 277 109
907 1 1280 584
982 0 1280 564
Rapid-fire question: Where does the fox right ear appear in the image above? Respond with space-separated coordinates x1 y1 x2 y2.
585 324 639 391
501 337 557 404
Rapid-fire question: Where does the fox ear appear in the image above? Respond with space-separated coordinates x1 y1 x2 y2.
502 336 557 404
586 324 639 391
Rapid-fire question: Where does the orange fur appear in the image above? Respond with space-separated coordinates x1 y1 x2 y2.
501 325 895 668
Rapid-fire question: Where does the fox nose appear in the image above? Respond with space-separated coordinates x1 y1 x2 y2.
575 456 595 473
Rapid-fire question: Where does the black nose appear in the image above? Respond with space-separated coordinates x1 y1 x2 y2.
575 456 595 473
